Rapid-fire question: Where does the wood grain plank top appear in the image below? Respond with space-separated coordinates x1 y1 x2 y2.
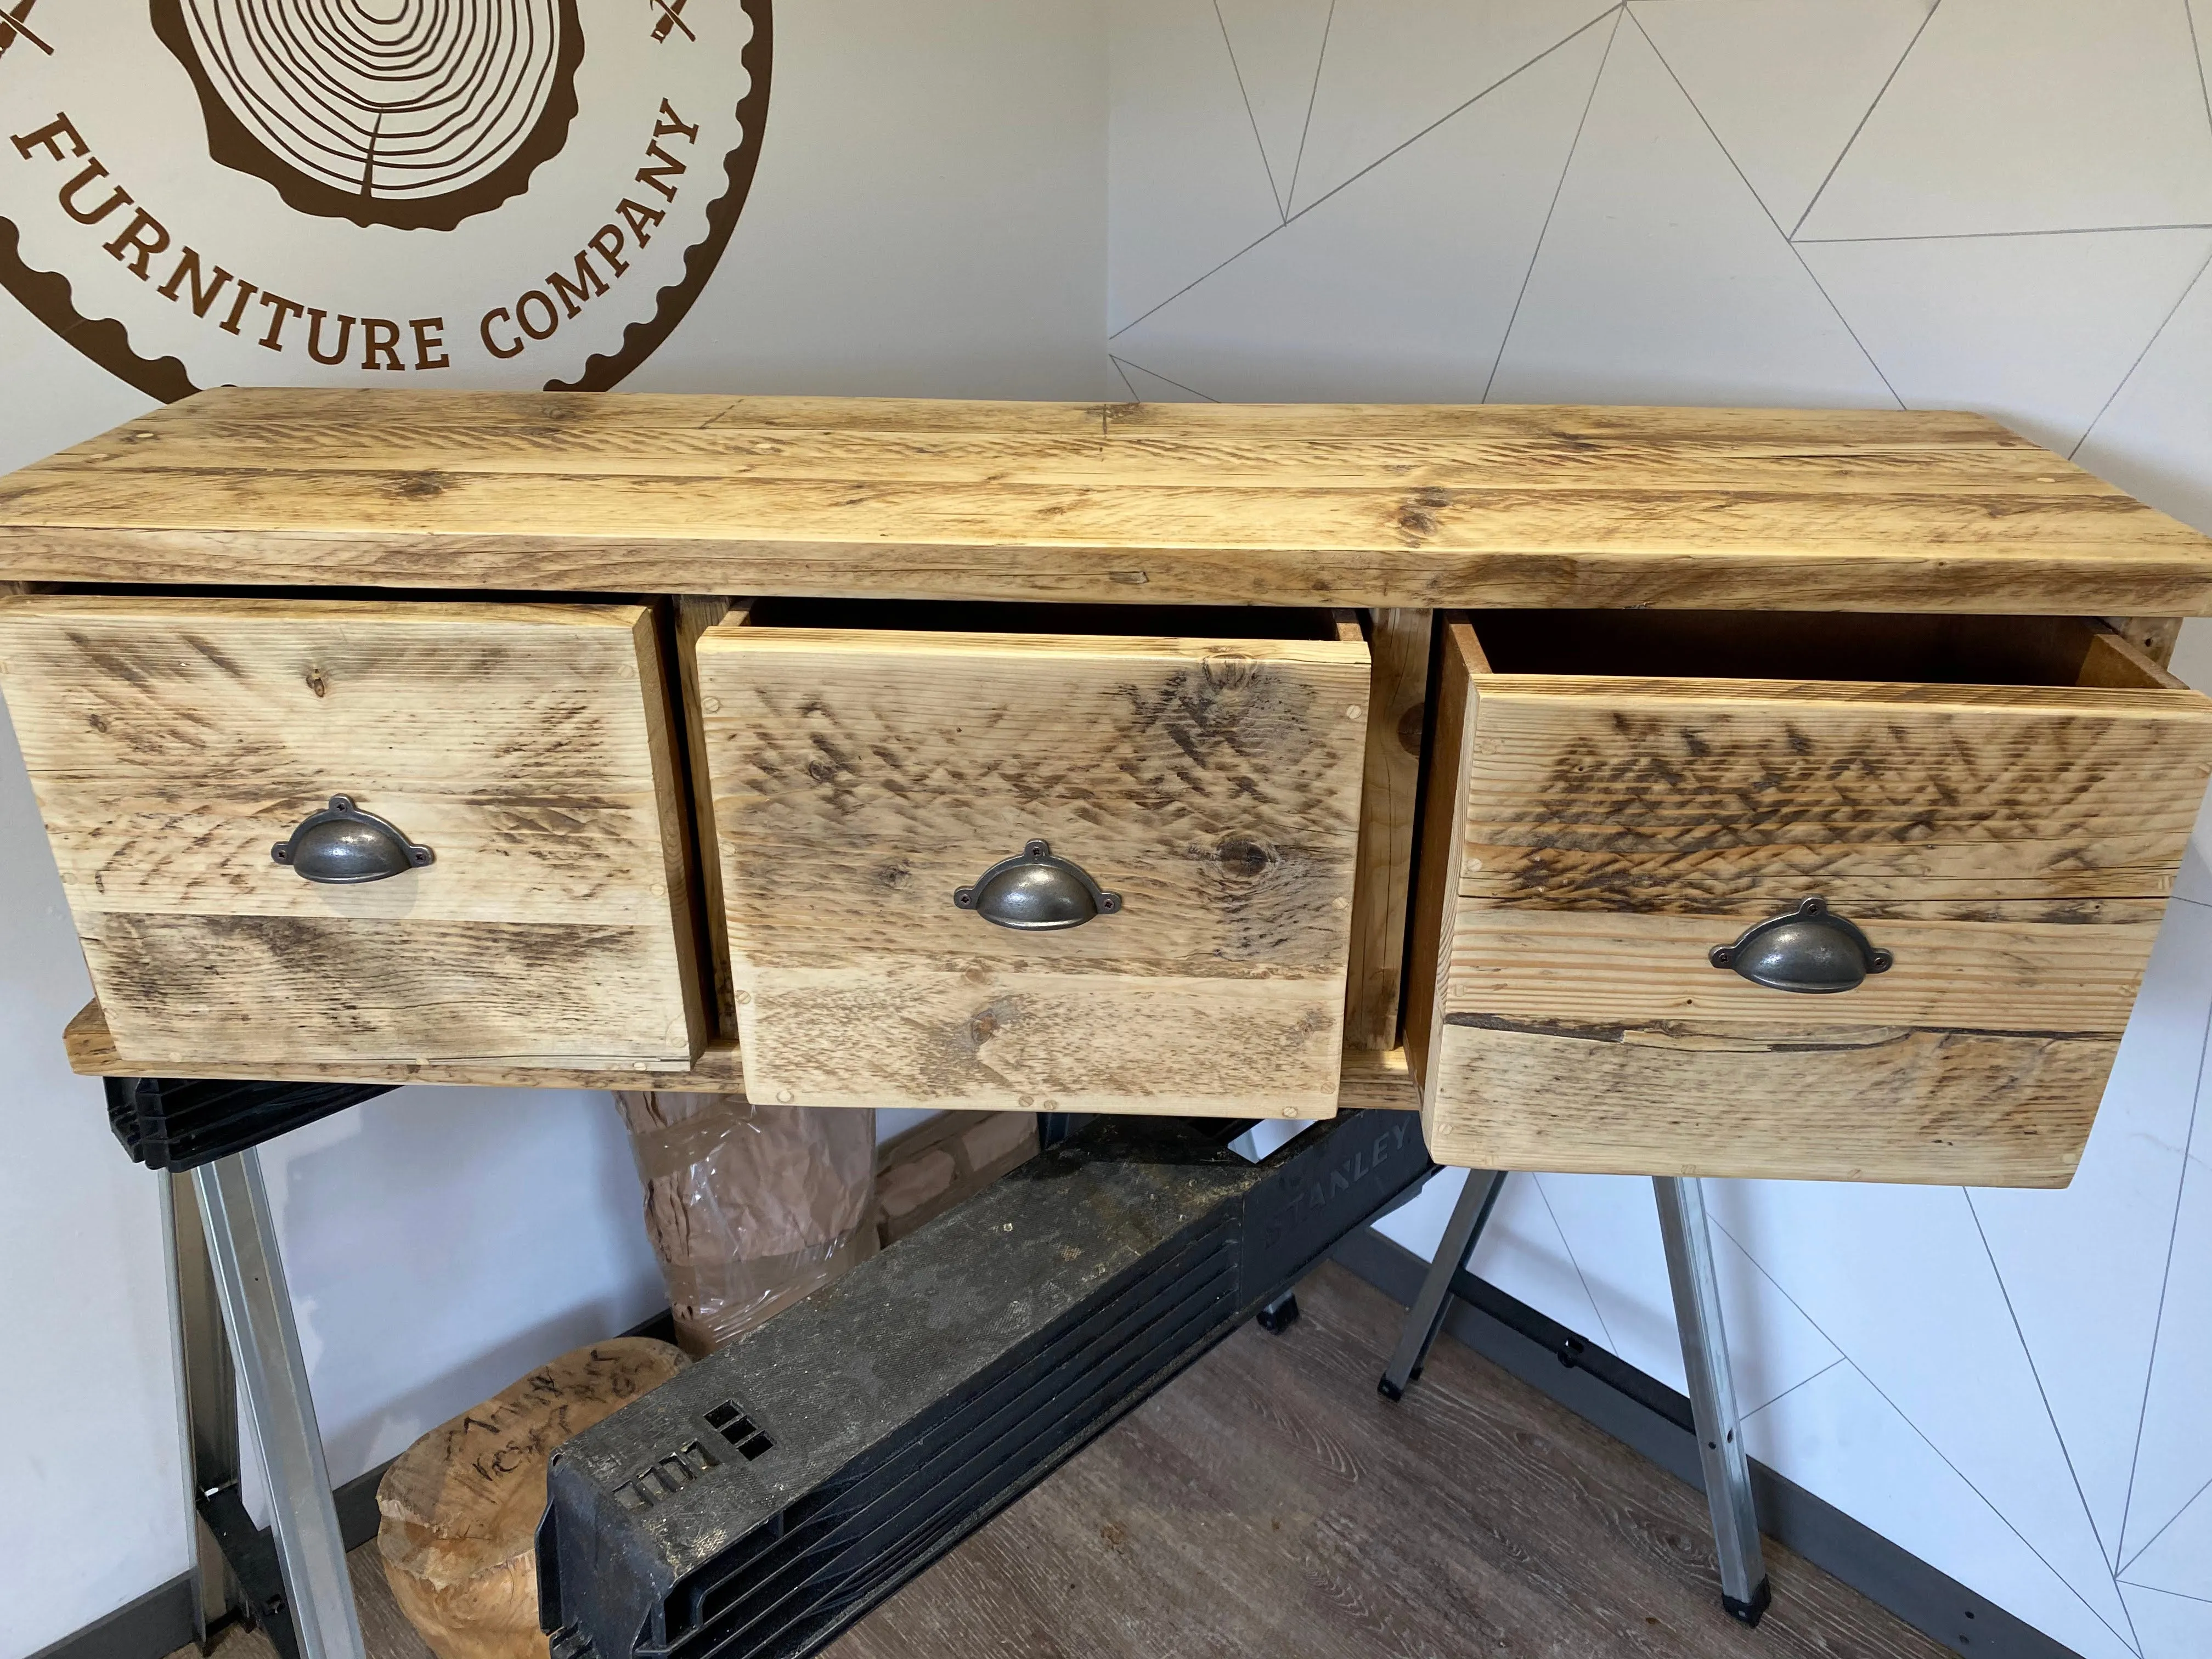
5 390 2207 611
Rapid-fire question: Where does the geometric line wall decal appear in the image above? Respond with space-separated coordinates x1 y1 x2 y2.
2121 1483 2212 1603
1110 17 1612 403
1543 1172 1844 1412
2114 1056 2212 1573
1971 900 2212 1576
1371 1166 1616 1354
1800 227 2212 455
1465 1168 1617 1352
1286 0 1617 213
1107 354 1215 402
1627 10 1903 406
2074 258 2212 538
2118 1582 2212 1659
1712 1191 2142 1652
1739 1359 2145 1659
2071 248 2212 462
1528 1173 1620 1354
2197 1 2212 137
1969 1189 2128 1578
1109 0 1285 330
1486 14 1895 406
1627 0 1937 233
1795 0 2212 242
1214 0 1335 216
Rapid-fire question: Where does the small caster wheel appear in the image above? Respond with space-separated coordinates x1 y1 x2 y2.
1256 1292 1300 1334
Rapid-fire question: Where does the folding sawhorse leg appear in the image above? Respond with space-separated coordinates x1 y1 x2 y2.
116 1076 391 1659
1377 1169 1772 1627
192 1148 368 1659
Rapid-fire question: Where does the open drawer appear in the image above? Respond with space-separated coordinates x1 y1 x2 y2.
685 600 1372 1116
1406 611 2212 1185
0 596 707 1071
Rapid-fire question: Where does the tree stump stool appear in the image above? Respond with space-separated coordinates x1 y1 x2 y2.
377 1338 689 1659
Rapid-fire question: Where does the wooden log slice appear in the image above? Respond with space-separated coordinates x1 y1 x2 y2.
376 1338 689 1659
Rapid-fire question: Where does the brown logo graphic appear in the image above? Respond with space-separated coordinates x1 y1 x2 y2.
1 0 769 397
151 0 588 230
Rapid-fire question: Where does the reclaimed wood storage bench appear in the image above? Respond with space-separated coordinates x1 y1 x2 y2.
4 389 2211 1187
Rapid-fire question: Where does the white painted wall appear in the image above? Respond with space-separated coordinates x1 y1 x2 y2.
0 4 1105 1654
1104 5 2212 1655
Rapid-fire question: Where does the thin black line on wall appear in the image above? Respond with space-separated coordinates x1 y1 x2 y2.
1108 3 1626 341
1789 0 1942 239
1966 1190 2123 1573
1799 222 2212 244
1527 1172 1618 1352
1481 8 1621 402
2070 244 2212 460
2187 0 2212 146
1213 0 1285 221
1284 0 1336 214
1108 354 1219 402
2120 1472 2212 1581
2115 996 2212 1571
1630 8 1904 409
1967 1191 2145 1656
2120 1579 2212 1607
1743 1355 1845 1422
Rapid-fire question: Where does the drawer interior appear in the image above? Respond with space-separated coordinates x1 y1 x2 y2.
742 597 1354 640
1467 610 2179 690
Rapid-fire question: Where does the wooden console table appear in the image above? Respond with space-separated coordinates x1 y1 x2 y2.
6 390 2211 1655
6 388 2209 1184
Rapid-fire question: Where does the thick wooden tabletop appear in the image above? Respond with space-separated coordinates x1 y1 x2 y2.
3 387 2208 612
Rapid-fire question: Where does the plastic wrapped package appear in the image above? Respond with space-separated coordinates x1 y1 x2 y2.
614 1092 878 1356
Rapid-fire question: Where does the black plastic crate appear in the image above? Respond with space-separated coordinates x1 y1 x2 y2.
105 1074 394 1170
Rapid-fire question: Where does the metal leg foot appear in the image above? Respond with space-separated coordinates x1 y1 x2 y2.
193 1150 367 1659
1379 1169 1507 1400
1256 1290 1300 1334
1653 1175 1770 1627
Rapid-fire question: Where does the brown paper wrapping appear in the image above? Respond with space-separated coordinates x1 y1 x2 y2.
614 1092 878 1356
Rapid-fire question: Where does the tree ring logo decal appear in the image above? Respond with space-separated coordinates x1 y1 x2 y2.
1 0 769 397
153 0 586 230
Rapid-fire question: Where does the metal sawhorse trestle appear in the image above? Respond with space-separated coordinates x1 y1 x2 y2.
1377 1170 1774 1628
119 1075 391 1659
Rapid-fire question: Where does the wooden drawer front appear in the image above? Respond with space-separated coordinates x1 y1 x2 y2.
691 606 1372 1115
1407 612 2212 1186
0 597 704 1070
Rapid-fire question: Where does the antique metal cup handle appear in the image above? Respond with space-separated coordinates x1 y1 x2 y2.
1709 896 1892 994
271 795 434 884
954 840 1120 932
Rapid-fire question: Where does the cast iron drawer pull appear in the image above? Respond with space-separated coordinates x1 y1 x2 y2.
270 795 435 884
1709 897 1892 994
955 840 1120 932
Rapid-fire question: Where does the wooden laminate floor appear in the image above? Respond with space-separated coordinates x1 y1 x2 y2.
178 1264 1946 1659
